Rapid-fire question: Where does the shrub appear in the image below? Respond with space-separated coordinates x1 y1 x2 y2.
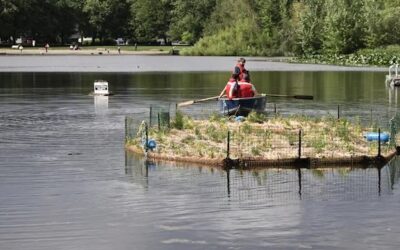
173 111 184 130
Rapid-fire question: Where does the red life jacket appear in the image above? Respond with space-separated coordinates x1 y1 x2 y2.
225 80 255 99
235 63 249 81
238 81 255 98
225 80 239 99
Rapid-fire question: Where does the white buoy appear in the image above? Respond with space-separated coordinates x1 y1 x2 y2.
93 80 112 96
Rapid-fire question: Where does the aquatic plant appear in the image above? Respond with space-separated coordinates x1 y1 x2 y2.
336 119 351 142
251 146 261 156
209 112 226 123
241 122 252 134
173 111 184 130
181 135 195 145
247 111 268 123
309 135 327 154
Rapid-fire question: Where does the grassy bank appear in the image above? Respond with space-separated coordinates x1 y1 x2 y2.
0 45 192 55
293 45 400 67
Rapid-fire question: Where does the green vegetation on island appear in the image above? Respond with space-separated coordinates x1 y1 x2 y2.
126 112 392 161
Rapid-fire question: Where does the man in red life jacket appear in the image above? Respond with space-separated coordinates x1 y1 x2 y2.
219 74 258 99
233 57 250 82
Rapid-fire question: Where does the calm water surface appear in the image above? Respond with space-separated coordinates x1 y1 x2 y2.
1 71 400 250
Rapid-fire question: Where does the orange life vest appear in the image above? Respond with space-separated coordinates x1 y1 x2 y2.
225 79 255 99
238 82 255 98
225 79 239 99
235 63 249 81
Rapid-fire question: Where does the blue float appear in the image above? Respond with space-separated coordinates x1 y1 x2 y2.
235 116 245 122
145 139 157 150
364 132 390 143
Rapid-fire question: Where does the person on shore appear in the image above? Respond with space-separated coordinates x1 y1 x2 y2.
233 57 250 82
45 43 49 53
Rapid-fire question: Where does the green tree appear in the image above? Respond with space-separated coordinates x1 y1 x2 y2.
323 0 366 54
132 0 172 43
185 0 264 56
169 0 215 44
363 0 385 48
104 0 132 39
379 0 400 46
83 0 113 43
299 0 325 54
253 0 300 55
0 0 18 42
53 0 82 44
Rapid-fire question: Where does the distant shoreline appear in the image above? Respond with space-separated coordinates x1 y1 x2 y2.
0 54 387 73
0 48 170 56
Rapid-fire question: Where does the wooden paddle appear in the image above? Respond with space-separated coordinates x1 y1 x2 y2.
263 93 314 100
177 95 220 107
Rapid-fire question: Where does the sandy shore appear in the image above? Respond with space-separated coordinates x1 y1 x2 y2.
0 50 387 72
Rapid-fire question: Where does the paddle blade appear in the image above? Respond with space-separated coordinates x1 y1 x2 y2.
177 100 194 107
293 95 313 100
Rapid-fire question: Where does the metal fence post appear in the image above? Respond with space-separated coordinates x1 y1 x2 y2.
149 106 153 127
145 122 149 152
378 128 381 157
157 112 160 131
370 109 373 127
298 129 302 158
227 130 230 159
124 116 127 143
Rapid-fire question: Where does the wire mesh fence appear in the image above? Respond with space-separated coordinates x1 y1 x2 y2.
125 151 399 203
125 101 400 168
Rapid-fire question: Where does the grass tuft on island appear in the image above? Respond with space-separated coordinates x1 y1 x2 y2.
126 112 391 163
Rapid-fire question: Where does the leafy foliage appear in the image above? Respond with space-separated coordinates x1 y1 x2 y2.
0 0 399 61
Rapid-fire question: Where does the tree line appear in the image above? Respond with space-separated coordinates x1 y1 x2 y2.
1 0 400 56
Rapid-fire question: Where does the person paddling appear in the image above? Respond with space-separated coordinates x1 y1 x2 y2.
233 57 250 82
219 74 258 99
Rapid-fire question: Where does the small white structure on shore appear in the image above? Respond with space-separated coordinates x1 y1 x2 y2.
93 80 112 96
386 64 400 87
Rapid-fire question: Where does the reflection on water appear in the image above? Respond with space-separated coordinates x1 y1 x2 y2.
94 96 109 115
126 152 400 203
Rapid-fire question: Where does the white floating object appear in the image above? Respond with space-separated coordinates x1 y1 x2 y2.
93 80 112 96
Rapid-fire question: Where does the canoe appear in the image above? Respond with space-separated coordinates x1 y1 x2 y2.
219 95 266 116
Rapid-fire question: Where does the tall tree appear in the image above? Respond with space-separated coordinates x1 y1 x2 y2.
299 0 325 54
53 0 82 44
323 0 366 54
253 0 299 55
363 0 385 48
83 0 113 43
379 0 400 46
132 0 172 43
169 0 215 44
104 0 131 39
188 0 263 56
0 0 18 41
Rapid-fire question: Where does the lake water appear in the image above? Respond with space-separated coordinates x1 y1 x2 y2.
1 71 400 250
